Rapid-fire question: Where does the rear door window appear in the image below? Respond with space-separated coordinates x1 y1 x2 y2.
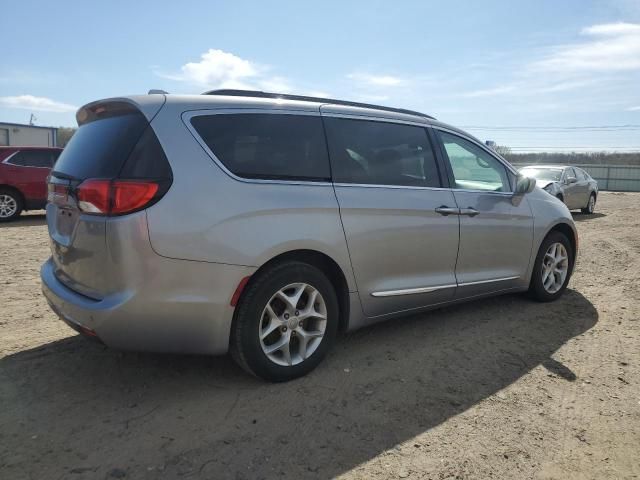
191 113 330 181
9 150 56 168
323 117 441 187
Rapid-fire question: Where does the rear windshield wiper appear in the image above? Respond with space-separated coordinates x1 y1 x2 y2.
50 171 78 181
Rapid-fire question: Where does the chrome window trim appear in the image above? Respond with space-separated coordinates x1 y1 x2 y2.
182 109 333 187
371 276 520 297
1 151 19 164
318 110 431 128
2 150 53 169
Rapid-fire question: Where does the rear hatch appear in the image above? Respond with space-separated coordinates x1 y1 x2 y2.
47 100 171 299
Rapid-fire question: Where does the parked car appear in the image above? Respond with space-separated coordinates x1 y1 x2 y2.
519 165 598 214
41 90 578 382
0 146 62 221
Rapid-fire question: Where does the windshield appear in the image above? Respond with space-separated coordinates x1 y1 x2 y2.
520 168 562 182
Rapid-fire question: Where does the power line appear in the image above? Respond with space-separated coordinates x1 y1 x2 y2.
460 124 640 130
507 146 640 149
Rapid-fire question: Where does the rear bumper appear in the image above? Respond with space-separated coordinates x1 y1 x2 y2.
41 257 255 355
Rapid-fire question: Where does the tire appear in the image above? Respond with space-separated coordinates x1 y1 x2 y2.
0 188 23 222
528 231 573 302
581 193 596 214
230 261 339 382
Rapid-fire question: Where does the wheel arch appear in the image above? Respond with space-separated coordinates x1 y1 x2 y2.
0 184 25 216
545 223 578 280
0 184 25 203
240 249 352 333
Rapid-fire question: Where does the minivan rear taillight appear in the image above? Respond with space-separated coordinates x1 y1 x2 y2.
77 179 159 215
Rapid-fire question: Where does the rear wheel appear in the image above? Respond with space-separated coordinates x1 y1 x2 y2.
230 261 339 382
528 231 573 302
581 193 596 214
0 189 23 222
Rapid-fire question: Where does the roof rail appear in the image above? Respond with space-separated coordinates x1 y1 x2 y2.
203 89 435 120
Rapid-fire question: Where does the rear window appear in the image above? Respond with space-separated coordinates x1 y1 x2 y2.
53 112 148 180
190 113 330 181
9 150 59 168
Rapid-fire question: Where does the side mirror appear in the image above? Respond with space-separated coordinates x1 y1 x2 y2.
566 176 577 184
514 176 536 195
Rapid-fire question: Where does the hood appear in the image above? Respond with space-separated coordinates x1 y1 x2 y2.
536 179 554 189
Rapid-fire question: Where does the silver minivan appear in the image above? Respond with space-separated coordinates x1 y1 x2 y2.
41 90 577 381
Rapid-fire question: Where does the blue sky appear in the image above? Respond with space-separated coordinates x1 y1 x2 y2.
1 0 639 152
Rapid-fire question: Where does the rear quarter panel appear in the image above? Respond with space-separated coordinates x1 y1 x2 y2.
144 104 358 292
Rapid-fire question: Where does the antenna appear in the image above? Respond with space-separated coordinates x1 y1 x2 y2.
29 113 37 125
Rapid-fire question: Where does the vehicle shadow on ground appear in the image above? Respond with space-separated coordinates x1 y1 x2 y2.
572 212 606 222
0 289 597 479
0 213 46 228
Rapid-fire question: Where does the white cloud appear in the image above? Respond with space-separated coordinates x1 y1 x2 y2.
532 22 640 72
160 49 258 88
0 95 77 113
627 106 640 111
582 22 640 35
157 48 296 92
347 73 405 87
459 85 517 98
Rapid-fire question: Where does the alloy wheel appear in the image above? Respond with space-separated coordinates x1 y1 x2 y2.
541 242 569 294
0 194 18 218
259 283 327 367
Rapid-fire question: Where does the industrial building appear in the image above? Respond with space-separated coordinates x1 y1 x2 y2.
0 122 58 147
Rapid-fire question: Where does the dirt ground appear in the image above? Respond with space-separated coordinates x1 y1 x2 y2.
1 192 639 480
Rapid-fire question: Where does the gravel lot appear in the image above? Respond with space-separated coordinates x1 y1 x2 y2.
1 192 639 480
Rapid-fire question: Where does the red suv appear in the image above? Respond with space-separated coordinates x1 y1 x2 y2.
0 146 63 221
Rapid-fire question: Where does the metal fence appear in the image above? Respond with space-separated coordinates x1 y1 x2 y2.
512 164 640 192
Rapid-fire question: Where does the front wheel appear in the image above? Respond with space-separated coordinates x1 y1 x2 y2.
528 231 573 302
0 189 23 222
230 261 339 382
581 193 596 214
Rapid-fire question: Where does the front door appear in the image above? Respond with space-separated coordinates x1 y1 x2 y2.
435 129 534 298
322 113 460 317
562 167 582 209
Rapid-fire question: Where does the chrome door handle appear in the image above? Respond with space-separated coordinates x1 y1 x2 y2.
435 206 460 216
459 207 479 217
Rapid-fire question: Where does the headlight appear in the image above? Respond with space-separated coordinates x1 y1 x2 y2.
543 184 553 192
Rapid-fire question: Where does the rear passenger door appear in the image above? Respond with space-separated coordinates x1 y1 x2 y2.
322 113 460 318
572 168 590 208
434 129 533 297
5 149 55 201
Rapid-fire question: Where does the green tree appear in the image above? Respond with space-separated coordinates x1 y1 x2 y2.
494 145 512 156
56 127 76 147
